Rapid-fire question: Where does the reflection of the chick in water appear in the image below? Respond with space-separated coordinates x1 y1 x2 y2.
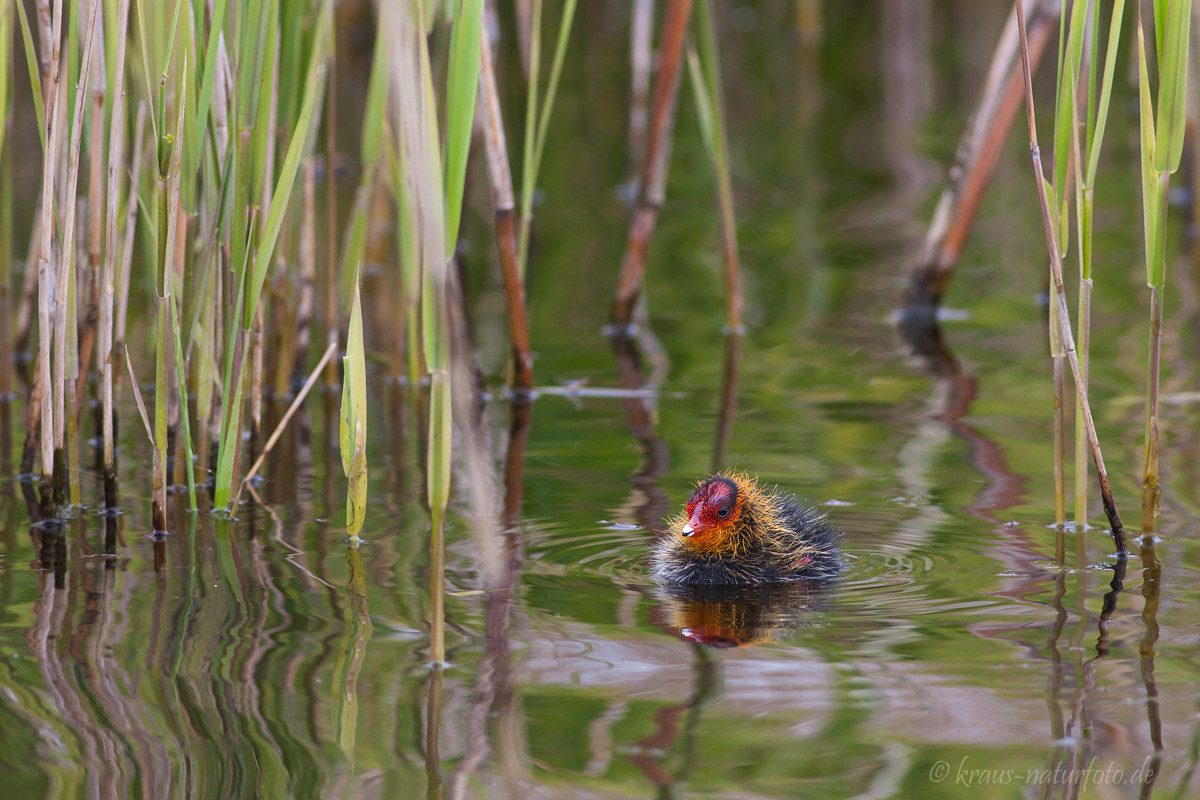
651 580 835 648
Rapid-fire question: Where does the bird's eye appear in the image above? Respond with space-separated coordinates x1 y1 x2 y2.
717 505 731 517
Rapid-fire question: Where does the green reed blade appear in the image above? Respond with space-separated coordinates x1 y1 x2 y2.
517 0 577 275
1053 0 1085 200
242 0 328 330
361 16 390 171
1083 0 1125 188
134 0 159 142
1152 0 1189 175
248 0 279 205
0 2 12 158
340 275 367 542
442 0 483 253
1136 15 1162 288
12 0 44 146
1152 0 1167 62
195 0 229 154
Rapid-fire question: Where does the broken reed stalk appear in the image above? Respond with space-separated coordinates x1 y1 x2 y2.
905 0 1058 308
478 27 534 395
1015 0 1125 553
610 0 693 331
240 340 337 496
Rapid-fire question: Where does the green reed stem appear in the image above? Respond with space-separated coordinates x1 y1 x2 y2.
169 298 197 510
516 0 576 276
1134 0 1188 533
690 0 743 333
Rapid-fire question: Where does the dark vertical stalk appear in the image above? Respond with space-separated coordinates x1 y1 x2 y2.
478 29 534 395
1014 0 1125 552
610 0 693 331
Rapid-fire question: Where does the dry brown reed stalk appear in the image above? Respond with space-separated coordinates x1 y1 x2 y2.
1052 328 1066 523
1015 0 1125 553
152 68 187 533
0 139 9 470
251 303 264 455
238 340 338 500
34 0 63 510
115 103 147 373
292 158 317 389
55 0 102 504
611 0 693 332
478 27 534 396
80 14 105 433
100 0 132 512
904 0 1059 309
322 46 339 398
514 0 533 77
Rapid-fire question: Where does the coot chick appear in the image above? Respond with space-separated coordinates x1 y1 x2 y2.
651 473 840 585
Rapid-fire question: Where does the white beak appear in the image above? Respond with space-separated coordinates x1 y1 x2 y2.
681 523 694 537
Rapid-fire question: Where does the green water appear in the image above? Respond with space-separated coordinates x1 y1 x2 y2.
3 4 1200 798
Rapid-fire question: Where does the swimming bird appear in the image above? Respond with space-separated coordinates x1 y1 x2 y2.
651 472 840 585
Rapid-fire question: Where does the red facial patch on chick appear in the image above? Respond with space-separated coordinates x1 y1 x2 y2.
682 477 740 540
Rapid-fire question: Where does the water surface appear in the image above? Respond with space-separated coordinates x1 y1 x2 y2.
2 3 1199 798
